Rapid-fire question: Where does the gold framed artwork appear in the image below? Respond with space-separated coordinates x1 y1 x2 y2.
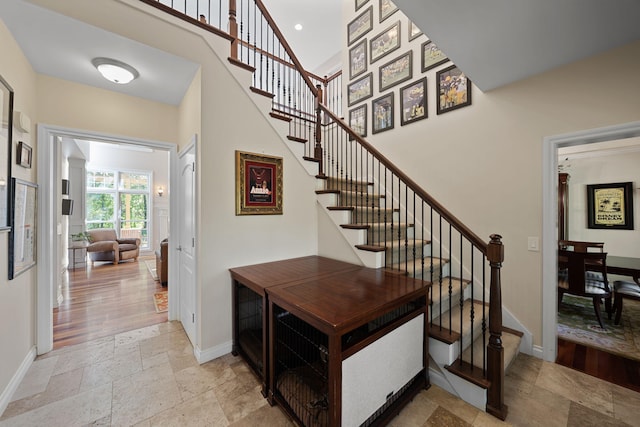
587 182 634 230
349 39 368 80
9 178 37 279
436 64 472 114
348 6 373 45
235 151 283 215
379 51 412 92
370 21 400 64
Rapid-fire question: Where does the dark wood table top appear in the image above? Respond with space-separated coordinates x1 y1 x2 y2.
607 256 640 285
267 267 430 335
229 255 363 292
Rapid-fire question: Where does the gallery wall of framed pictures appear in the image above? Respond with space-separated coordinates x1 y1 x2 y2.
345 0 473 139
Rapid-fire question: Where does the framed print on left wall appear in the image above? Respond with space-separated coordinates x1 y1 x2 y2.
235 151 283 215
0 74 15 230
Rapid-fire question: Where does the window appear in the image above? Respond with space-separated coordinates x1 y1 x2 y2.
86 169 151 249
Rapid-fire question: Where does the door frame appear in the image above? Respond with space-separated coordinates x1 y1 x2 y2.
36 124 178 354
541 120 640 362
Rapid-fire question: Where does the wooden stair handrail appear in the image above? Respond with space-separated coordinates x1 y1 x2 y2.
252 0 318 98
319 104 488 254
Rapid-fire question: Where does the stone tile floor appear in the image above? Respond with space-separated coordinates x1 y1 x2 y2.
1 321 639 426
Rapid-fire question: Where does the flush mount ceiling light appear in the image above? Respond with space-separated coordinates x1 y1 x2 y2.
294 23 303 31
91 57 139 84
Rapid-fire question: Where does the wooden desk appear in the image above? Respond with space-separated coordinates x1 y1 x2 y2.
267 268 430 427
229 256 362 396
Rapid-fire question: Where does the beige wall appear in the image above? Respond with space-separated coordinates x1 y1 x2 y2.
0 19 38 402
343 4 640 345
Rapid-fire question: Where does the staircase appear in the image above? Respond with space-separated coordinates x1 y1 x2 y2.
140 0 523 420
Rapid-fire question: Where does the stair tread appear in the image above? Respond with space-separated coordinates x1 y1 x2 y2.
287 135 307 143
431 300 486 346
388 257 447 273
460 328 522 374
364 239 430 250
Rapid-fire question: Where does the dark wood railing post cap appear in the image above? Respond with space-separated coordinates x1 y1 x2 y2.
488 234 504 264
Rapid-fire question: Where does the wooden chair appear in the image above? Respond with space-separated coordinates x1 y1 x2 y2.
558 249 611 328
612 281 640 325
558 240 605 253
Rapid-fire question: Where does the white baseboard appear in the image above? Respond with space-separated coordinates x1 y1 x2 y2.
0 346 36 417
532 345 544 360
193 340 233 364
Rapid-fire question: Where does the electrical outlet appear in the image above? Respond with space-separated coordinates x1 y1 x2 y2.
528 237 539 252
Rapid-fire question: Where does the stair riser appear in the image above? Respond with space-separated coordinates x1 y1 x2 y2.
350 209 398 223
385 243 426 265
367 226 411 242
325 179 371 193
338 194 383 208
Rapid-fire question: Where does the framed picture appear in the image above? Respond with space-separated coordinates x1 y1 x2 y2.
348 6 373 45
372 92 394 134
356 0 369 11
349 39 368 80
0 74 14 230
379 0 398 22
235 151 283 215
421 40 449 72
436 64 472 114
370 21 400 64
379 51 412 92
9 178 37 279
409 21 423 41
349 104 367 139
400 78 427 126
587 182 634 230
16 141 32 168
347 72 373 106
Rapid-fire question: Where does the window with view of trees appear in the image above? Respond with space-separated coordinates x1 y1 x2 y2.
86 170 151 249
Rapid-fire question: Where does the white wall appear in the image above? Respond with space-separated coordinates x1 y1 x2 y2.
0 18 38 413
342 3 640 345
563 149 640 258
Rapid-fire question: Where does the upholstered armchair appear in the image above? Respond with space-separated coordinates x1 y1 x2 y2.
86 229 141 265
155 238 168 286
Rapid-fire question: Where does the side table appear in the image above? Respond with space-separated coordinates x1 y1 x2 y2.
68 242 89 270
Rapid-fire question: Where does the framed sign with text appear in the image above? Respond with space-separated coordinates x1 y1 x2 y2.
587 182 634 230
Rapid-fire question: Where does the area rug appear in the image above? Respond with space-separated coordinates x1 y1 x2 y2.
153 291 168 313
145 260 159 282
558 294 640 361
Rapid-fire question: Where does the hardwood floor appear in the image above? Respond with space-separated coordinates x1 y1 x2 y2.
556 337 640 392
53 255 168 350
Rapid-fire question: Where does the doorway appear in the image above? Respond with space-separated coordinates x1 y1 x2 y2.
542 120 640 362
37 124 179 355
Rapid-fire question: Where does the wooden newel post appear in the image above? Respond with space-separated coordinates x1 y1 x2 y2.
229 0 238 60
315 84 325 176
486 233 507 420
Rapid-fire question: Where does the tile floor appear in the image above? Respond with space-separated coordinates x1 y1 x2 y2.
1 321 639 426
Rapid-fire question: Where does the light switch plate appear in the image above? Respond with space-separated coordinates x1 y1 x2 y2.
528 236 539 252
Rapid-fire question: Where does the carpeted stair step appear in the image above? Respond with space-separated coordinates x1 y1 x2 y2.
430 299 486 347
460 327 523 373
324 177 372 193
384 239 430 265
337 190 385 208
387 257 447 280
342 222 414 243
342 206 399 223
429 277 471 317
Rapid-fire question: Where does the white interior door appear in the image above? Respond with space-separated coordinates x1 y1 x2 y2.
178 141 197 346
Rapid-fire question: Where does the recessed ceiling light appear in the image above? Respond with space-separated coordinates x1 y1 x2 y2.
91 57 139 84
294 24 303 31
